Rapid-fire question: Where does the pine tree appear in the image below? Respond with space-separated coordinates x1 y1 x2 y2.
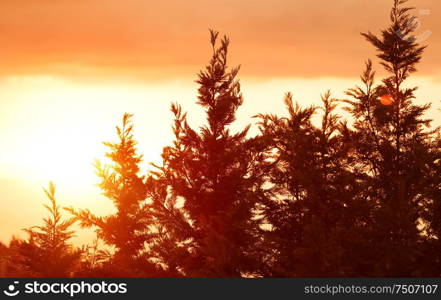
13 182 81 277
142 173 196 277
67 113 160 276
345 0 438 276
155 30 268 277
75 237 113 277
257 92 368 276
423 132 441 275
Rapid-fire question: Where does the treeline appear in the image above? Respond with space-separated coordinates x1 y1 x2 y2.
1 0 440 277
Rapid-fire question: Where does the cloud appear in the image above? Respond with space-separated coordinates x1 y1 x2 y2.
0 0 439 81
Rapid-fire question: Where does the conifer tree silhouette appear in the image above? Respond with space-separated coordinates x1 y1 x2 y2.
345 0 439 276
4 0 439 278
13 182 81 277
257 92 368 276
67 113 160 276
422 125 441 275
155 30 268 277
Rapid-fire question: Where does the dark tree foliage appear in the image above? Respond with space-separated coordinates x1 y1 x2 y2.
75 237 113 277
67 114 162 276
344 0 439 276
152 30 268 277
0 238 32 277
2 0 439 278
422 130 441 275
11 183 81 277
257 93 370 276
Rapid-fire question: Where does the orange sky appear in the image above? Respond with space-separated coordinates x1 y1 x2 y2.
0 0 440 80
0 0 440 245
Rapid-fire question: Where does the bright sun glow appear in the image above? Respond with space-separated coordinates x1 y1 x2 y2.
0 76 178 189
0 75 439 245
13 122 105 184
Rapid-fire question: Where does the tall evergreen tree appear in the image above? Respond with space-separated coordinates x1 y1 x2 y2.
423 130 441 275
13 183 81 277
154 30 268 277
257 92 369 276
67 113 160 276
345 0 438 276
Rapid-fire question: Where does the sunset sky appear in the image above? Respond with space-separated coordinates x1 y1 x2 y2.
0 0 440 245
